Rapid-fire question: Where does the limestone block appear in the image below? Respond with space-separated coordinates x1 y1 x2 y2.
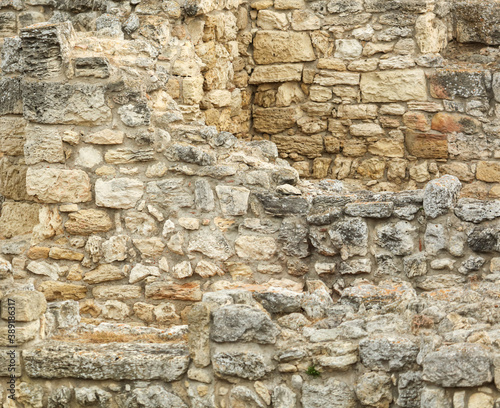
24 125 65 165
65 209 113 235
0 202 39 238
145 282 202 301
360 69 427 102
0 117 26 156
253 106 298 134
302 379 356 408
477 161 500 183
405 130 448 159
83 264 125 284
454 0 500 45
415 13 447 53
253 31 315 64
0 320 40 346
38 281 87 301
1 291 46 322
213 351 274 380
249 64 303 84
84 129 124 145
423 175 461 218
26 168 92 203
95 178 144 209
93 285 142 300
216 186 250 216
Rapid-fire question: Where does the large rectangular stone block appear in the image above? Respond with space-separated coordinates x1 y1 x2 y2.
23 342 189 381
22 81 112 125
360 69 427 102
253 31 316 64
249 63 303 84
405 130 448 159
429 68 489 99
453 0 500 45
26 168 92 203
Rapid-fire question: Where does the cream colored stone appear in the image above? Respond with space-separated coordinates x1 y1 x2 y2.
195 260 224 278
173 261 193 279
468 393 494 408
291 10 320 30
253 31 315 64
93 285 142 300
350 123 384 137
257 10 289 30
83 264 125 284
310 86 333 102
84 129 125 144
477 162 500 183
235 236 277 260
276 82 306 107
314 72 360 86
26 168 92 204
415 13 447 54
39 281 87 301
95 178 144 209
75 146 103 168
133 238 166 257
179 217 200 230
65 209 113 235
360 69 427 102
183 76 204 104
250 64 304 84
129 264 160 284
368 139 405 158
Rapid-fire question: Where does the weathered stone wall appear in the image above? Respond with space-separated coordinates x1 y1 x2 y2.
2 1 500 407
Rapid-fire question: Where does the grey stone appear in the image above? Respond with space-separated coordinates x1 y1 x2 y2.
355 372 392 408
339 259 372 275
118 102 151 127
329 217 368 259
194 179 215 212
212 351 273 380
344 201 393 218
254 289 303 314
48 386 72 408
393 204 420 220
74 56 110 78
404 253 427 278
420 386 451 408
278 218 309 258
423 175 461 219
307 205 343 225
211 304 279 344
272 385 296 408
458 256 485 274
376 221 416 256
47 300 81 330
170 143 216 166
302 379 356 408
454 0 500 45
130 385 187 408
23 342 189 381
229 386 265 408
188 230 233 261
21 81 111 125
188 303 211 368
0 77 22 115
424 223 447 255
249 140 279 159
75 387 112 408
216 186 250 216
397 371 423 408
256 193 309 216
1 36 22 73
467 227 499 253
454 198 500 223
422 343 493 387
359 337 419 371
123 13 140 35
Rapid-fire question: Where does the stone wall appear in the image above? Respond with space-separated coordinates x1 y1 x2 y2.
2 1 500 407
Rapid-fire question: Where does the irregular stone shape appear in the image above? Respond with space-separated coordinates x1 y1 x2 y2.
170 143 215 166
188 303 211 367
105 148 154 164
0 77 22 115
341 281 416 310
454 198 500 223
397 371 423 408
253 31 315 64
194 179 215 212
133 238 165 258
65 209 113 235
22 81 111 125
95 178 144 209
20 22 74 79
376 221 415 256
256 193 309 217
272 385 296 408
423 175 461 218
365 0 429 12
476 161 500 183
212 351 273 380
360 69 427 102
74 56 110 78
27 261 61 280
216 186 250 216
250 64 303 84
420 386 451 408
0 117 26 156
431 112 480 134
93 285 142 300
466 226 498 253
1 291 46 322
75 386 112 407
454 0 500 45
0 201 39 238
359 337 419 371
254 289 303 314
24 342 189 381
130 385 187 408
145 282 202 301
405 130 448 159
211 304 279 344
422 343 493 387
344 202 393 218
329 217 368 258
0 320 39 347
129 264 160 283
84 129 124 144
118 102 151 127
188 231 233 261
49 247 84 261
279 218 309 258
26 168 91 203
355 372 393 408
302 379 357 408
429 68 489 99
272 134 323 158
230 386 266 408
83 264 125 284
235 236 277 260
424 223 447 255
38 281 87 301
253 107 298 134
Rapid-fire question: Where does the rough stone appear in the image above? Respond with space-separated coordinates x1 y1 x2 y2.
359 337 419 371
360 69 427 102
423 175 461 218
253 31 315 64
302 379 356 408
95 178 144 209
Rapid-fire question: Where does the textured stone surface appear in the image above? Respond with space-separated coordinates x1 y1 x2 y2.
302 379 357 408
360 70 427 102
212 351 273 380
95 178 144 209
253 31 315 64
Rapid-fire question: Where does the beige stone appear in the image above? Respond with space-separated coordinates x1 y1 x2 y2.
93 285 142 300
314 72 360 86
357 158 386 179
312 157 332 178
368 139 405 158
317 58 346 70
0 158 30 200
83 264 125 284
257 10 289 30
172 261 193 279
28 247 51 260
468 393 494 408
276 82 306 107
38 281 87 301
154 303 180 324
350 123 384 137
133 302 155 323
249 64 303 84
405 130 448 159
0 117 26 156
253 31 315 64
291 10 320 30
477 161 500 183
24 125 65 165
129 264 160 284
274 0 304 9
65 209 113 235
49 247 84 261
310 86 333 102
195 260 224 278
338 104 378 119
253 106 298 134
0 320 40 347
1 291 46 322
84 129 125 144
183 76 204 104
415 13 447 54
0 201 39 238
272 134 323 158
360 69 427 102
235 236 277 260
26 168 92 203
133 238 166 257
145 281 202 301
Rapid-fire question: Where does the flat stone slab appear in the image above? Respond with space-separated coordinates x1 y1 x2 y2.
23 341 190 381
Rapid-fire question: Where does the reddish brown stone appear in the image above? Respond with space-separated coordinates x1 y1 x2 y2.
145 282 202 301
403 112 430 131
405 130 448 159
431 112 480 134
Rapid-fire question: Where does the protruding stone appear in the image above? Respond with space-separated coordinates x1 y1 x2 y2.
423 175 461 219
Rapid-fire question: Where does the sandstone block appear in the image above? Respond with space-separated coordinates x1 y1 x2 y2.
65 209 113 235
38 281 87 301
253 31 315 64
405 130 447 159
253 107 298 134
0 201 39 238
0 158 29 200
83 264 125 284
1 291 47 322
84 129 125 144
360 69 427 102
26 168 92 203
0 320 39 346
314 72 360 86
93 285 142 300
48 247 84 261
249 64 303 84
477 162 500 183
272 134 323 158
145 282 202 301
0 117 26 156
